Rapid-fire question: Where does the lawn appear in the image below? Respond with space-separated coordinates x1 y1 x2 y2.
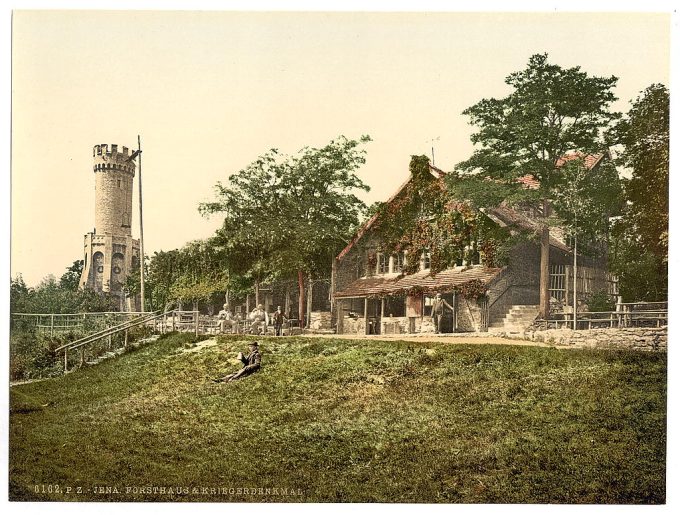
9 332 667 503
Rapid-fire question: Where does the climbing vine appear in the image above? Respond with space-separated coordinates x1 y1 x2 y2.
364 279 488 301
369 155 510 275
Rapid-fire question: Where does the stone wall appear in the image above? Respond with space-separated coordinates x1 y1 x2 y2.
522 327 667 352
309 311 332 331
341 316 366 335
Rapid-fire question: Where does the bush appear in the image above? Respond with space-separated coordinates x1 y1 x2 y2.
587 290 616 312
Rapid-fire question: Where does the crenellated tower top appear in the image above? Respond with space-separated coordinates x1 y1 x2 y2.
92 143 136 175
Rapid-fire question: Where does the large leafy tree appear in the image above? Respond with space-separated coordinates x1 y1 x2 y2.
614 83 669 260
608 83 669 301
455 53 620 318
200 135 371 324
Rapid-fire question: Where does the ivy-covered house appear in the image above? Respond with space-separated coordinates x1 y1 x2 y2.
330 155 615 335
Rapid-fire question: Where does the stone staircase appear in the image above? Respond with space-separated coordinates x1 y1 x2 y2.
488 305 539 334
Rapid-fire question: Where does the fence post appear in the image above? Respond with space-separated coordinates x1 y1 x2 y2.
108 334 112 350
195 311 199 337
80 347 85 367
124 329 129 348
172 312 176 332
51 314 54 338
64 349 68 374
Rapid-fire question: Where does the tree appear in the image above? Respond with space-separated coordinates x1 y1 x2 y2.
455 53 619 318
608 83 669 301
200 135 371 325
59 260 84 291
551 157 623 323
614 84 668 259
10 273 118 314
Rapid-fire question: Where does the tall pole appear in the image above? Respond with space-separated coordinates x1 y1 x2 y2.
137 135 146 313
573 232 577 330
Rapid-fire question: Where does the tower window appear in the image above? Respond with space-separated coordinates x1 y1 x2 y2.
117 179 121 188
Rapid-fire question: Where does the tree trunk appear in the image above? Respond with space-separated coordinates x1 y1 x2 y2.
298 270 305 328
285 286 291 317
254 278 260 307
539 224 551 320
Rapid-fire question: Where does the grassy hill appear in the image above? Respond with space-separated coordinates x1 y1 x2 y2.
9 332 666 503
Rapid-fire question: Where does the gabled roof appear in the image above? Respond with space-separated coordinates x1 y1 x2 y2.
334 266 502 299
336 152 607 263
336 164 445 261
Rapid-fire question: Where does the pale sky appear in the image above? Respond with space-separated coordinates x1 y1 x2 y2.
10 9 671 286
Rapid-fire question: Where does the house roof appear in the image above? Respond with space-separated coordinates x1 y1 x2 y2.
334 266 503 299
336 152 606 263
515 152 606 191
336 164 445 261
486 204 571 253
556 151 605 170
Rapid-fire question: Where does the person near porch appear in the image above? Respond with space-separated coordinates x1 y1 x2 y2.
272 305 287 336
431 293 454 334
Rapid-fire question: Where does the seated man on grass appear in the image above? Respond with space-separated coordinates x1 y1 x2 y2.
213 341 261 382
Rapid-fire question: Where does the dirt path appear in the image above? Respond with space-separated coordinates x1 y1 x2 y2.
298 332 571 349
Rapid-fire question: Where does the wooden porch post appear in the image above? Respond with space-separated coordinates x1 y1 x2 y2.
452 292 458 332
380 297 385 334
364 297 369 335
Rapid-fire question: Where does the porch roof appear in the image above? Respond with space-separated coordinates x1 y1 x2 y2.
334 266 503 299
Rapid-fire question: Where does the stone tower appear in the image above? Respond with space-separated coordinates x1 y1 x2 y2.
79 144 141 310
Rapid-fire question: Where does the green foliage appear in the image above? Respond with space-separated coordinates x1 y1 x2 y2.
457 53 619 195
9 334 666 503
369 155 508 274
609 220 667 302
10 274 118 314
607 84 668 301
551 157 623 257
586 290 616 312
199 135 372 307
145 238 233 311
58 260 84 291
612 83 668 261
454 54 621 316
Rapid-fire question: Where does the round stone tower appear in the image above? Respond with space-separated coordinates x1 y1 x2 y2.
93 144 136 236
79 144 141 311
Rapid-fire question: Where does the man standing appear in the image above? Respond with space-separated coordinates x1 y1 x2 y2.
213 341 261 382
431 293 454 334
272 305 287 336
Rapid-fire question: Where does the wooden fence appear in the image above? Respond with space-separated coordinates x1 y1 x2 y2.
537 301 667 330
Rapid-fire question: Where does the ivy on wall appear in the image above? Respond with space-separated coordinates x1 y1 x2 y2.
368 155 511 276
